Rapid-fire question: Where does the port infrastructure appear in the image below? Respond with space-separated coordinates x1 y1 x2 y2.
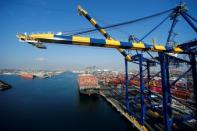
16 3 196 131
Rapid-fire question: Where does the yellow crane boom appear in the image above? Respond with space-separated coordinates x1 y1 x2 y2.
16 33 183 53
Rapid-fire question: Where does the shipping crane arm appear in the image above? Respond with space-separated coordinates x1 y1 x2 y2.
16 33 183 53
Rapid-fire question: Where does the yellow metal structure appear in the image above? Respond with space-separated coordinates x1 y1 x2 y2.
16 33 184 53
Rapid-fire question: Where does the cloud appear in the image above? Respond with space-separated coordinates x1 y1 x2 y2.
35 57 45 61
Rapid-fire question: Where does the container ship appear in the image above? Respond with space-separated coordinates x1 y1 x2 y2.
77 74 99 95
19 73 34 79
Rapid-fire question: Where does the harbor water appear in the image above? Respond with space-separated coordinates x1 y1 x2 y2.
0 72 135 131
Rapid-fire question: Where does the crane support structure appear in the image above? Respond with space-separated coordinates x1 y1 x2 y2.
77 5 132 61
16 33 184 53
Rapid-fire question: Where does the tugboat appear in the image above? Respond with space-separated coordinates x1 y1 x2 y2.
77 74 99 96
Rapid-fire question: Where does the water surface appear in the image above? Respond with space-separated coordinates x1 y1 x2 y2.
0 72 135 131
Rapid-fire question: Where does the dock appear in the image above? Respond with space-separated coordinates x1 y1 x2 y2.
98 85 196 131
99 90 147 131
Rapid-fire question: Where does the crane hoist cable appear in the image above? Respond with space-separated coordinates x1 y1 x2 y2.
91 15 132 36
63 27 94 34
65 8 174 36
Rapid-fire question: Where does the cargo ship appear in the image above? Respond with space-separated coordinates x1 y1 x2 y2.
19 73 34 79
77 74 99 95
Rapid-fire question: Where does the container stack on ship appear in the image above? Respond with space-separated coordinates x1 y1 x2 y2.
19 72 34 79
77 74 99 95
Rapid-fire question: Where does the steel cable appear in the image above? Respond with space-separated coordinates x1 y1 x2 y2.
65 8 174 36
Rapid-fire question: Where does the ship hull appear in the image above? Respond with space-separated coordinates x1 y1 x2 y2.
79 88 98 96
19 74 34 79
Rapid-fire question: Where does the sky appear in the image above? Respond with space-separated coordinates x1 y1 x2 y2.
0 0 197 70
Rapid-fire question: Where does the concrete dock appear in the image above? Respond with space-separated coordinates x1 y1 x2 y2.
97 85 196 131
99 86 148 131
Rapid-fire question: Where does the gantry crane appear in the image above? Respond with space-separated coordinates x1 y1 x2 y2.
16 3 197 131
